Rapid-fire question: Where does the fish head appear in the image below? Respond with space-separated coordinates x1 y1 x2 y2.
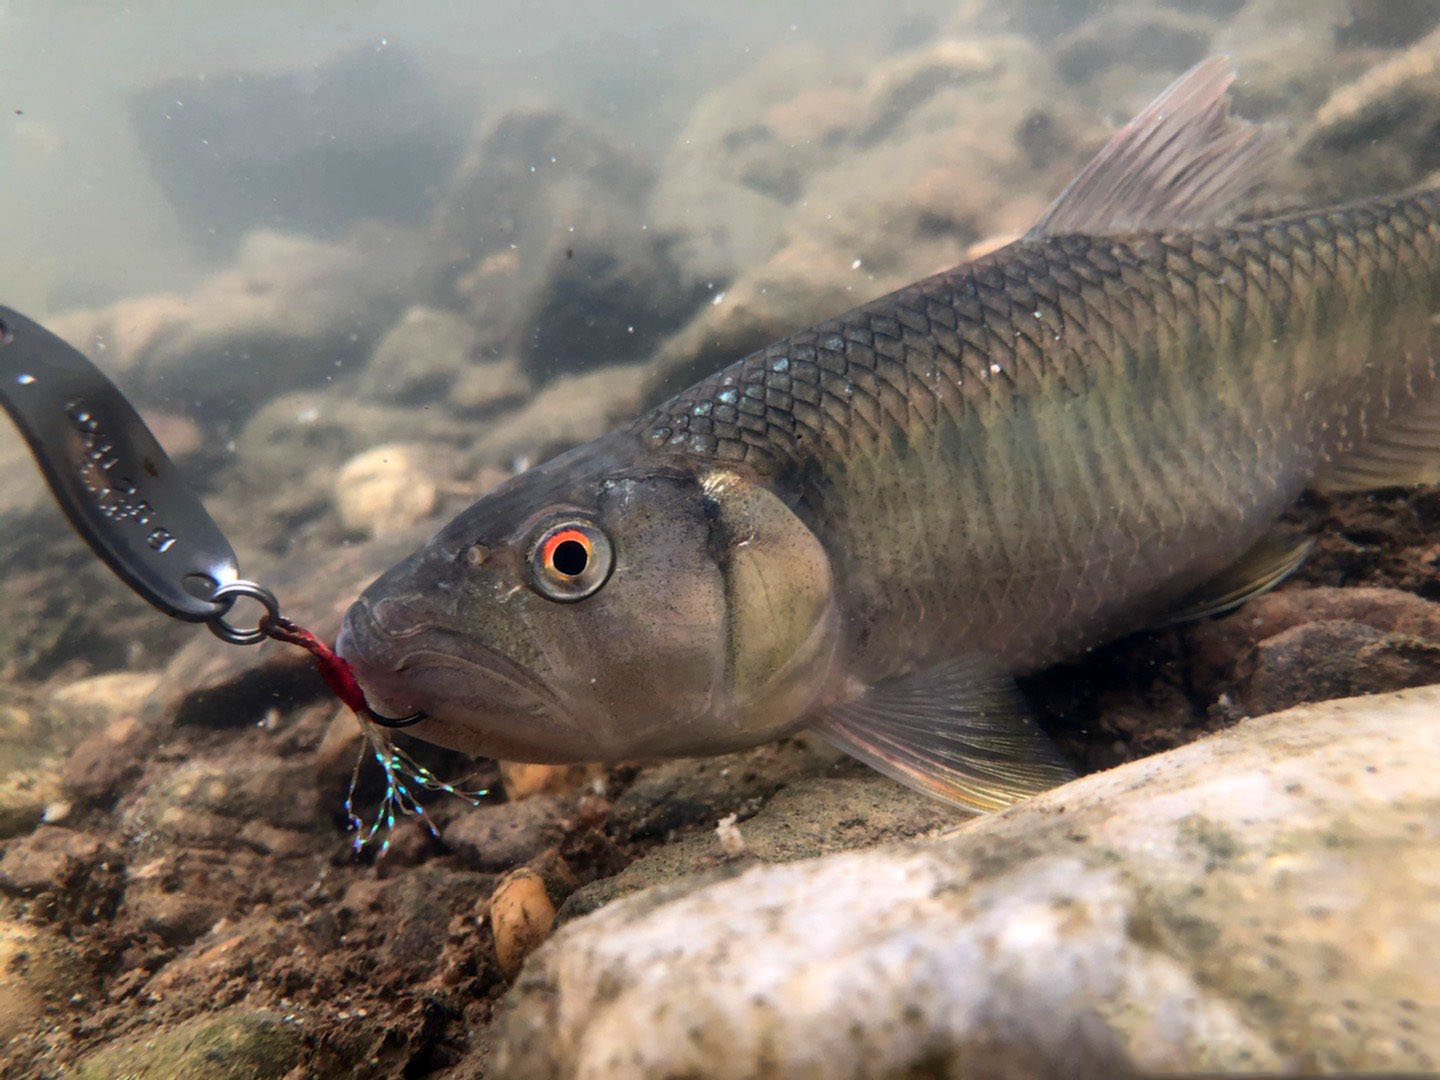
336 434 840 762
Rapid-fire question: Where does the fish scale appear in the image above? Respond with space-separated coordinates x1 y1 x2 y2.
639 191 1440 678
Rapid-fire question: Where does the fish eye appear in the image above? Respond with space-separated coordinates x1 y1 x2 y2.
527 519 613 602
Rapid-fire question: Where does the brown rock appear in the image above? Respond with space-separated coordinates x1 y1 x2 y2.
50 227 426 422
606 739 830 843
498 762 597 802
380 867 494 975
61 715 155 806
1337 0 1440 48
314 707 364 792
125 885 218 948
450 358 532 417
443 795 566 872
1188 586 1440 714
0 826 109 894
122 755 324 855
490 868 556 981
469 364 649 469
1241 621 1440 716
0 921 91 1043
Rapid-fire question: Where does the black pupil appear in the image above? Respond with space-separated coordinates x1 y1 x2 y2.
551 538 589 577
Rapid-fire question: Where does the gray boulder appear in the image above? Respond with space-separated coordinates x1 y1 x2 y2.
491 687 1440 1078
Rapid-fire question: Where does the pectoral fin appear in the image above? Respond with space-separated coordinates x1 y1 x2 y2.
1151 532 1314 628
812 657 1074 812
1311 390 1440 493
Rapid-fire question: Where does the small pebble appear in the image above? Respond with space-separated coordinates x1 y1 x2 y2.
715 813 746 857
489 868 556 981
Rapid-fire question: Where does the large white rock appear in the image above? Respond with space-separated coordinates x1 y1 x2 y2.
491 688 1440 1078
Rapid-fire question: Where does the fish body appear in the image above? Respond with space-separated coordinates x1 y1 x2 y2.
646 195 1440 682
338 61 1440 809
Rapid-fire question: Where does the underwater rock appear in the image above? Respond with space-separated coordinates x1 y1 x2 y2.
0 825 124 925
357 302 532 417
511 218 702 382
1053 7 1214 89
69 1009 309 1080
0 505 188 684
605 739 835 844
0 825 112 897
49 671 163 724
565 771 955 921
0 920 91 1044
1337 0 1440 48
358 305 485 406
333 443 441 538
1241 621 1440 714
444 795 568 873
1210 0 1371 123
498 762 597 802
0 701 65 840
1188 586 1440 715
650 47 860 284
0 678 161 838
373 867 497 977
436 107 700 380
121 754 322 855
948 0 1107 43
435 107 652 266
1301 24 1440 200
129 44 465 252
645 34 1083 402
449 356 533 418
51 227 428 423
469 363 649 469
61 716 156 808
123 879 218 949
228 387 468 545
490 868 557 981
492 687 1440 1078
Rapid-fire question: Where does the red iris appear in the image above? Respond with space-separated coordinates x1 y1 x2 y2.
542 528 591 577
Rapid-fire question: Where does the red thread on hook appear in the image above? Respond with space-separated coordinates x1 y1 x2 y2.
259 613 370 715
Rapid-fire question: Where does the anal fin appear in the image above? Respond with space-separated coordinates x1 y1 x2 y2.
1151 531 1314 628
1313 390 1440 493
811 657 1074 812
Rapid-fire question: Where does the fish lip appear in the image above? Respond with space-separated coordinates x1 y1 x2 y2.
338 600 563 719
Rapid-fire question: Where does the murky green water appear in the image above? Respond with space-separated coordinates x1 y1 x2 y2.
2 2 1438 1075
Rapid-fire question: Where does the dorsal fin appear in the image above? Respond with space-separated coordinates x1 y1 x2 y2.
1027 57 1283 238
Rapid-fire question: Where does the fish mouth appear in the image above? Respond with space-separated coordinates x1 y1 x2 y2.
336 599 563 731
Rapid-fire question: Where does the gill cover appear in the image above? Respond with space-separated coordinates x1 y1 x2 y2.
700 470 839 730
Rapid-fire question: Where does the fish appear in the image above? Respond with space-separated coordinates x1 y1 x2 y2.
336 58 1440 811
